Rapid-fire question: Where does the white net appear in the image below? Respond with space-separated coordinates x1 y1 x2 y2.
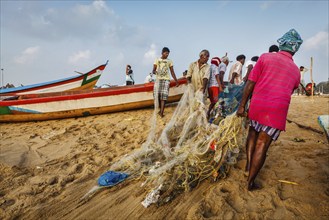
109 82 247 207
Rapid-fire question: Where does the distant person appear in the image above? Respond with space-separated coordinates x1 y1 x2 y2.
297 66 309 95
186 49 210 93
207 57 222 119
269 44 279 53
182 70 188 78
126 65 134 85
237 29 303 191
219 56 230 90
243 56 259 82
144 72 155 83
152 47 179 117
228 54 246 85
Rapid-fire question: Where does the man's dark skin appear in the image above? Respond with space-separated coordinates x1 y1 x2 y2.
237 51 295 191
152 50 179 118
187 52 210 94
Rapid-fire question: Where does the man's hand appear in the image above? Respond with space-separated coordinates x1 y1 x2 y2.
219 85 223 93
175 81 179 87
236 106 247 117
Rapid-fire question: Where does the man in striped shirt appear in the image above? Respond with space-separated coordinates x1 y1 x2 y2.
237 29 303 191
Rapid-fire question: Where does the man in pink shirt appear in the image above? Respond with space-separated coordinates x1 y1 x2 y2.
237 29 303 191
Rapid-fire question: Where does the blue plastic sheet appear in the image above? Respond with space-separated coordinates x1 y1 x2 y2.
98 171 129 187
218 83 245 116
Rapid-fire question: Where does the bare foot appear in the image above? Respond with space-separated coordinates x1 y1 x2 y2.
245 165 249 172
247 182 262 191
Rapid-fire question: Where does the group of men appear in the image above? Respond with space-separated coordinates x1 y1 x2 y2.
150 28 303 191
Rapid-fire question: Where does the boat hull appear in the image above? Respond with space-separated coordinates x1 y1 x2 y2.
0 79 187 122
0 62 107 97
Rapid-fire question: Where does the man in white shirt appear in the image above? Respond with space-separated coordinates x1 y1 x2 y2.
228 54 246 85
144 72 155 83
297 66 309 95
125 65 134 85
243 56 259 82
207 56 230 119
207 57 221 119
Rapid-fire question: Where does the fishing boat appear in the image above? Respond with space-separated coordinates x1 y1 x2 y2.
0 78 188 122
0 61 108 97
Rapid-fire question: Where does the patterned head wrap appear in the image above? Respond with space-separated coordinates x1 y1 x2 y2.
277 29 303 53
211 57 221 66
221 56 229 63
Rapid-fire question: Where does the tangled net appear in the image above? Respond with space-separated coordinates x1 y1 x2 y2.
109 82 247 207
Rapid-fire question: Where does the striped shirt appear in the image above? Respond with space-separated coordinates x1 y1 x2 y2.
248 51 300 131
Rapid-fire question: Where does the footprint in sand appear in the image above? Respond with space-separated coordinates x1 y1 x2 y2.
47 176 58 185
68 163 84 175
59 175 75 187
0 199 16 208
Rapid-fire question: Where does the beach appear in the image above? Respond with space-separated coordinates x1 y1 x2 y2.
0 96 328 219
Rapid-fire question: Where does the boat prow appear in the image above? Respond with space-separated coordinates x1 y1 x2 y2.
0 61 108 97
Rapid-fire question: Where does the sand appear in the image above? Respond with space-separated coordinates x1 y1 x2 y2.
0 96 328 219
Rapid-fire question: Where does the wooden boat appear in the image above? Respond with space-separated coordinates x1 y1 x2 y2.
0 78 188 122
0 61 108 97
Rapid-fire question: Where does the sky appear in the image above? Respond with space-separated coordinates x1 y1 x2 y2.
0 0 328 87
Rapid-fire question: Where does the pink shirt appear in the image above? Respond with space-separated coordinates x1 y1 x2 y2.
248 51 300 131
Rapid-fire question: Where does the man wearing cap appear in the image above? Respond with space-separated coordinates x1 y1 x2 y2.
186 50 211 93
206 57 222 119
219 56 230 90
237 29 303 191
206 56 230 119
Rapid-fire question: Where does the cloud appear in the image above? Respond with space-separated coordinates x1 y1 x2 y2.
14 46 40 64
74 0 114 15
68 50 91 64
304 31 329 51
143 44 157 66
2 0 147 45
260 1 274 10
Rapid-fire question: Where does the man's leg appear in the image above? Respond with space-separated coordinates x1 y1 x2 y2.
245 126 259 172
247 131 272 190
207 103 215 119
159 100 166 117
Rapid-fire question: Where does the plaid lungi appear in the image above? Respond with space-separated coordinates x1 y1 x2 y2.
249 119 281 141
154 79 170 100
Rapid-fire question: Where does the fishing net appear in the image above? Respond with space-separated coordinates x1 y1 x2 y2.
108 81 247 207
